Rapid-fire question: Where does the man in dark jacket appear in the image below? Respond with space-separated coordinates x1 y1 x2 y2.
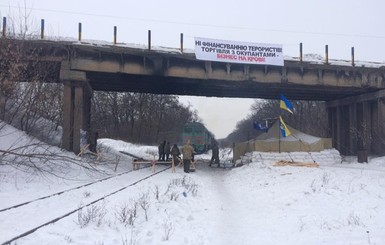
158 141 164 161
210 140 220 167
171 143 181 171
161 140 167 161
164 141 171 161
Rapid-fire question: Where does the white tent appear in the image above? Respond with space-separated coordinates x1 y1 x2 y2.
233 121 332 160
253 120 332 152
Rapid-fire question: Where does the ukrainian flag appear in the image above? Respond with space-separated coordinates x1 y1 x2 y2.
280 94 293 114
279 116 291 137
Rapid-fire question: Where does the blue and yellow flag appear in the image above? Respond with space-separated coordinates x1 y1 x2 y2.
280 94 293 114
279 116 291 137
253 121 268 132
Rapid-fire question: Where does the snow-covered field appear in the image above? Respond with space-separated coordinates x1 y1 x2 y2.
1 122 385 245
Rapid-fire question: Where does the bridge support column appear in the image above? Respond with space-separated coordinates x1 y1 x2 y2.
339 105 351 155
356 101 372 151
372 98 385 155
356 101 372 162
335 106 342 153
348 103 357 154
329 105 350 155
327 107 336 148
62 83 74 152
327 90 385 158
60 62 92 154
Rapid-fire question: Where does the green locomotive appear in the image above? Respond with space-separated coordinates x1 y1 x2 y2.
182 122 213 154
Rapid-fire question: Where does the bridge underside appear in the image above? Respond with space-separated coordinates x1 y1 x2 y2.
85 71 376 101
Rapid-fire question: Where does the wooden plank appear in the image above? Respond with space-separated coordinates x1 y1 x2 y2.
132 160 173 172
133 161 172 164
114 156 121 171
273 160 319 168
119 150 145 160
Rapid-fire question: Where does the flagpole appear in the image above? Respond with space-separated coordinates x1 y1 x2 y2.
278 96 280 153
278 118 281 153
278 94 293 154
278 94 282 153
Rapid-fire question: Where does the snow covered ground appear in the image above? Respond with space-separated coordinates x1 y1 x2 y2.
1 122 385 245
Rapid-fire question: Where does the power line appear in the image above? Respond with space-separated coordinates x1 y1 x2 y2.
1 4 385 40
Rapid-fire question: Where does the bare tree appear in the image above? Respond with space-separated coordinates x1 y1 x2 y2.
0 9 97 175
91 91 197 145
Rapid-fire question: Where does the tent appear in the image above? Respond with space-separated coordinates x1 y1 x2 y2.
253 120 332 152
233 120 332 161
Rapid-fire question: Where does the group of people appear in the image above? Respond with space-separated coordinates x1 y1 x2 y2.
157 138 220 173
158 140 171 161
157 140 194 173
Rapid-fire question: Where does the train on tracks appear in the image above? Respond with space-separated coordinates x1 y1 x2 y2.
182 122 214 154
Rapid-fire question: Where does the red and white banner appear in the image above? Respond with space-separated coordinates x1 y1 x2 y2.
194 37 284 66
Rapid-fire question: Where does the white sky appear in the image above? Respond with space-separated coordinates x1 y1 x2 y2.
1 0 385 138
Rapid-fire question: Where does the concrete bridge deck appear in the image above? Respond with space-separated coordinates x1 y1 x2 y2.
8 38 384 101
62 40 385 101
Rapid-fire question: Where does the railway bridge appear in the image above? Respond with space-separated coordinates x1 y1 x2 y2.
2 38 385 157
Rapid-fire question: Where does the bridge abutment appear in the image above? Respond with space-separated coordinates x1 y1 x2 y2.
60 63 92 154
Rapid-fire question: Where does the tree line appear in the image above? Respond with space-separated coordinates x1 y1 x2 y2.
223 99 328 146
91 92 198 145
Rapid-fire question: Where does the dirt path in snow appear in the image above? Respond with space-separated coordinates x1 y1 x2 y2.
194 163 263 245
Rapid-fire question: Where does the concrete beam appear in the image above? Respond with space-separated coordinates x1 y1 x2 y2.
60 61 87 82
326 89 385 108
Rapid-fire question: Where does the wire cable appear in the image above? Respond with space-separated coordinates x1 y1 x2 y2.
1 4 385 40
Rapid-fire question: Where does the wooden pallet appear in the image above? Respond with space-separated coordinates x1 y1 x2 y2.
130 154 194 173
273 160 319 168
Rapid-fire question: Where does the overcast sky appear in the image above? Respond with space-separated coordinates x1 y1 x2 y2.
1 0 385 138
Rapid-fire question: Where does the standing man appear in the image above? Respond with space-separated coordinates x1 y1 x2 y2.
158 141 164 161
164 141 171 161
161 140 166 161
171 143 181 172
171 143 181 164
181 140 195 173
210 139 220 167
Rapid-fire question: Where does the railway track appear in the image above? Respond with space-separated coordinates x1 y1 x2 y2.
0 165 171 245
0 166 149 213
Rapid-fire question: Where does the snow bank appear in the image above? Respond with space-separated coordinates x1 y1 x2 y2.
236 149 342 166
